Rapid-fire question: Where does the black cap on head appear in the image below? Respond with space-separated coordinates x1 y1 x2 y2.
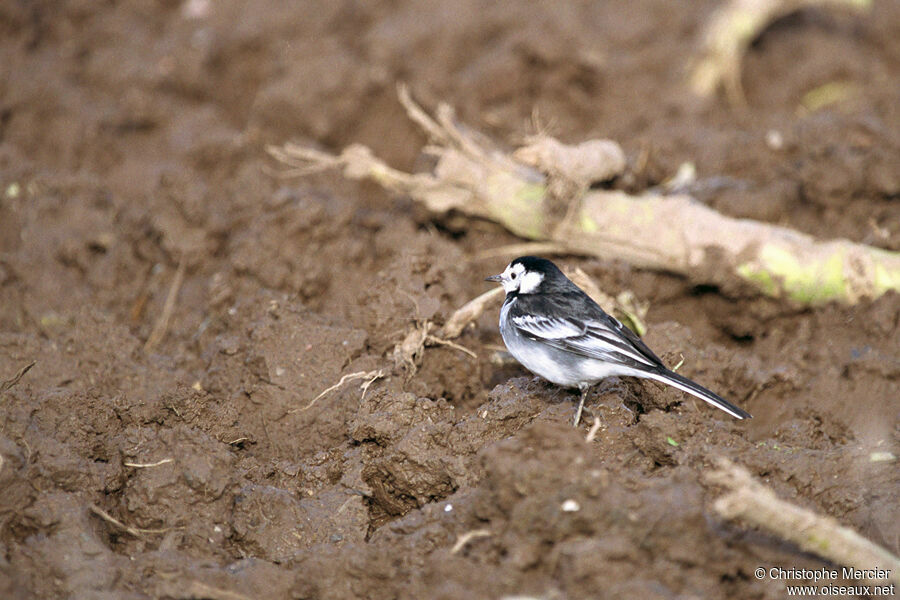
509 256 578 293
510 256 563 275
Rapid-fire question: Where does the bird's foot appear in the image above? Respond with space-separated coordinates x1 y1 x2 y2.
573 387 589 427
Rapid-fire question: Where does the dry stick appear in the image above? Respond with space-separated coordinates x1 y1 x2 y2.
706 458 900 584
398 83 520 173
144 257 187 353
436 104 492 164
440 287 505 339
0 361 35 394
89 504 177 537
397 84 451 145
266 143 342 177
450 529 493 554
585 417 603 443
123 458 174 468
426 335 477 358
90 504 144 538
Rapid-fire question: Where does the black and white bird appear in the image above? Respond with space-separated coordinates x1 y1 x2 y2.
486 256 752 426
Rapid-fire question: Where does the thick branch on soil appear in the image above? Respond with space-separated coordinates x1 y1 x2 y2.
689 0 871 105
268 90 899 306
706 459 900 584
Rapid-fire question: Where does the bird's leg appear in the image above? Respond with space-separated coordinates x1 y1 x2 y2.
573 384 589 427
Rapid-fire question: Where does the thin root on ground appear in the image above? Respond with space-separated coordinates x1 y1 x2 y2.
293 369 386 414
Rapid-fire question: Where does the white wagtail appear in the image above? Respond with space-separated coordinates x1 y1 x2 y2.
486 256 752 426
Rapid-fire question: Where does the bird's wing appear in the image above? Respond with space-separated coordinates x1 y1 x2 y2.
507 313 586 339
509 296 663 370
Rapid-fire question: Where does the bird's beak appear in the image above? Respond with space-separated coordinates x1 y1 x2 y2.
485 274 503 283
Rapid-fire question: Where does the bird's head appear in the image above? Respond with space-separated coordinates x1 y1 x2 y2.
485 256 567 295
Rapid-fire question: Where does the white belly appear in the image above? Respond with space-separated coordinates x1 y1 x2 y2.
499 298 644 388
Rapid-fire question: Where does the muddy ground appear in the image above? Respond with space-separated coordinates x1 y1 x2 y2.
1 1 898 599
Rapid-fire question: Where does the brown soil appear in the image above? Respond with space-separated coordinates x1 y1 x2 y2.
1 1 898 599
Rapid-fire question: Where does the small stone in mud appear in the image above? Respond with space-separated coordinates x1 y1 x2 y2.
561 499 581 512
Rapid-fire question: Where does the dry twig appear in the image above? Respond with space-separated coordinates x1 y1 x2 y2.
440 287 504 339
426 335 477 358
450 529 493 554
144 257 187 352
706 458 900 584
123 458 174 468
585 417 603 443
1 361 35 394
89 504 177 537
90 504 144 538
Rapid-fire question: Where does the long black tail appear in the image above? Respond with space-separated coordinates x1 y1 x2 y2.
646 368 752 419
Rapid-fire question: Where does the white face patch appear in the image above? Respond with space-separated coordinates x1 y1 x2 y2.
500 262 526 294
500 264 525 294
499 262 543 294
518 270 544 294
